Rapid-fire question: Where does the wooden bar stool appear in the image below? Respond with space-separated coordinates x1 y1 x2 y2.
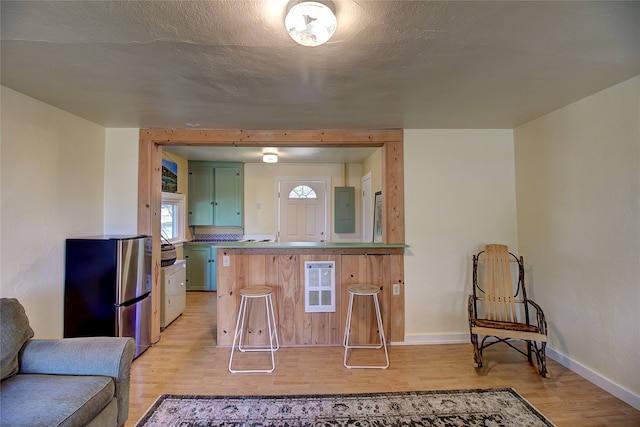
228 285 279 373
343 283 389 369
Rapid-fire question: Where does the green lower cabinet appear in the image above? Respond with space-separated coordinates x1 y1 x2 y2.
185 246 217 291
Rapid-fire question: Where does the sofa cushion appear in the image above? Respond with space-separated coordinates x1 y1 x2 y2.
0 374 115 427
0 298 34 380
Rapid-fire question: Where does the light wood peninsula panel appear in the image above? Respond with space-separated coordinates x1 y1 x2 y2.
216 246 405 347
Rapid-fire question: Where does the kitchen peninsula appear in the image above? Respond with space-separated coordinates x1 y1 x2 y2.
187 241 407 347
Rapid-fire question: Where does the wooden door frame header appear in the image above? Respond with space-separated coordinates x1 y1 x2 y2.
140 128 402 146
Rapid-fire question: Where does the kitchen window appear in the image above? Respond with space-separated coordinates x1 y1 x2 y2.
161 192 185 244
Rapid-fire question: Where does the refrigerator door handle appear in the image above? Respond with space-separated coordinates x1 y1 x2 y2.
115 292 151 308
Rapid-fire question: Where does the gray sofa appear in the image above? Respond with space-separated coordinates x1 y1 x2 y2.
0 298 136 427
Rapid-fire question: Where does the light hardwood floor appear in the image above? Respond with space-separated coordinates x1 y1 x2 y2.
126 292 639 426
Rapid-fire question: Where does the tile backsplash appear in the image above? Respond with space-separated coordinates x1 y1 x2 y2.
193 233 243 242
191 226 243 242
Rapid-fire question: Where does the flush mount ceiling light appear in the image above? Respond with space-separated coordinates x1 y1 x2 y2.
285 1 337 47
263 153 278 163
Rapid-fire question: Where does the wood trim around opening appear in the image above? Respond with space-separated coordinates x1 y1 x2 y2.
138 129 405 343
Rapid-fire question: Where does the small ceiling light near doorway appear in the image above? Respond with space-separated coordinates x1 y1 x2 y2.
263 153 278 163
285 1 336 47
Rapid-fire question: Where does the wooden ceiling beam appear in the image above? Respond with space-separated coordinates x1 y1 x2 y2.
140 129 402 145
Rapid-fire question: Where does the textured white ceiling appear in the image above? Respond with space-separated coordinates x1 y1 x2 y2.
1 1 639 132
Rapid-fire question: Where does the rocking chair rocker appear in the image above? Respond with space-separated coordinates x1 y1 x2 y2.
468 244 550 378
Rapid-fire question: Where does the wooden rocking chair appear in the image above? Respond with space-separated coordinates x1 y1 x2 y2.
468 244 550 378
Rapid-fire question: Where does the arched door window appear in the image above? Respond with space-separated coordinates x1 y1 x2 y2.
288 185 317 199
279 179 328 242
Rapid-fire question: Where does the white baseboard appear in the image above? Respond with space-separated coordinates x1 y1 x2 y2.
546 347 640 411
394 334 639 411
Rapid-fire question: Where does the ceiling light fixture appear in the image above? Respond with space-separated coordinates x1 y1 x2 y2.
285 1 337 47
263 153 278 163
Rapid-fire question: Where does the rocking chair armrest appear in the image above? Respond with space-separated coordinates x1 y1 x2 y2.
526 299 548 336
468 294 477 323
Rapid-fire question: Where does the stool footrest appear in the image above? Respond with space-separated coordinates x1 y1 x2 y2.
229 288 279 374
343 284 389 369
345 344 384 350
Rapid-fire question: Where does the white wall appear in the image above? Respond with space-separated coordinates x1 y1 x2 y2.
0 87 106 338
104 128 139 235
244 162 362 242
403 129 518 343
514 76 640 403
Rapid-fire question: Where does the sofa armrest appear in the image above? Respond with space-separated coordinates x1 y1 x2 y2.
19 337 136 427
19 337 134 377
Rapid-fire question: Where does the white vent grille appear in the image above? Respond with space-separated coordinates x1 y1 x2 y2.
304 261 335 312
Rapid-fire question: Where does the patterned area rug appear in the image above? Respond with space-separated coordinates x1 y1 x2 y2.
135 388 555 426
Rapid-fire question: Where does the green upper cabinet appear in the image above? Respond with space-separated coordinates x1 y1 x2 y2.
214 166 242 226
188 162 243 227
188 164 215 225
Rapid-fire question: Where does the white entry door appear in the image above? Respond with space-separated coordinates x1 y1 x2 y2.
278 178 329 242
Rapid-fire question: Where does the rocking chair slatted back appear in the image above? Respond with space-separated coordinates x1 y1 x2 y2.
483 244 518 323
469 243 549 378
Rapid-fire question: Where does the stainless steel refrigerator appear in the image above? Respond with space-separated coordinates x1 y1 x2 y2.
64 235 152 358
